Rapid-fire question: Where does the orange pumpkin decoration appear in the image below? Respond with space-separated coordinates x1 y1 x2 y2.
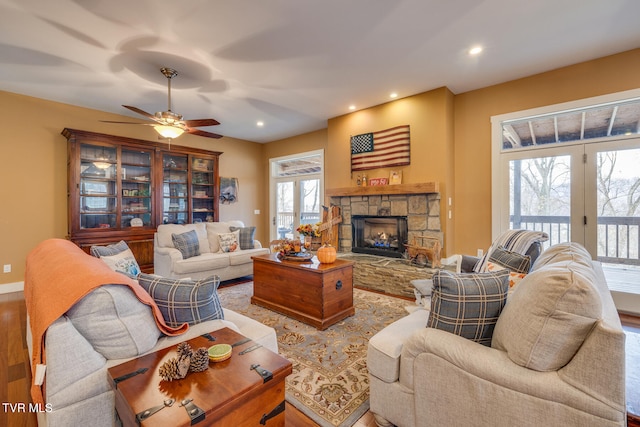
316 244 337 264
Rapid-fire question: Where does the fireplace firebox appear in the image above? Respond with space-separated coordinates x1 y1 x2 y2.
352 215 408 258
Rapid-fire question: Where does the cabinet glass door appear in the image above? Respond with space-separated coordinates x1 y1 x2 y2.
79 144 117 229
163 154 188 224
121 149 152 228
191 156 215 223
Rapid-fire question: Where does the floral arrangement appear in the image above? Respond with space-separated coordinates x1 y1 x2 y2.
296 223 321 237
273 238 299 256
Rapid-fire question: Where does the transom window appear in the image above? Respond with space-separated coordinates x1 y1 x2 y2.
501 97 640 150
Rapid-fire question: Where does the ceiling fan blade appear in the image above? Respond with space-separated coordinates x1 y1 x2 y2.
183 118 220 127
122 105 162 122
187 128 223 139
100 120 155 126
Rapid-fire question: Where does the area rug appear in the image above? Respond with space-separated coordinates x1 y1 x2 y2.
218 283 409 427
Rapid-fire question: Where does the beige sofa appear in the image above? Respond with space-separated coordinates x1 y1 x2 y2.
154 221 269 281
367 242 626 427
25 238 277 427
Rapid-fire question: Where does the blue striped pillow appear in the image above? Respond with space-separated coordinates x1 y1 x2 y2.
427 269 509 346
138 274 223 328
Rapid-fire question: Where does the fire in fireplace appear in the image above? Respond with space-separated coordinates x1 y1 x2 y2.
352 215 408 258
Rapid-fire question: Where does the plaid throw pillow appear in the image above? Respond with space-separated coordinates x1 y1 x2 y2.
489 246 531 273
428 269 509 346
137 274 223 328
229 226 256 250
487 246 531 290
474 229 548 273
90 240 130 258
172 230 200 259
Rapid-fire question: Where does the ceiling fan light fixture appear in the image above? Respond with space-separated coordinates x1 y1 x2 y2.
154 125 185 139
93 161 111 169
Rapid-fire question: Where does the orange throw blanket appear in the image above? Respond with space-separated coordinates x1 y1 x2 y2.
24 238 189 405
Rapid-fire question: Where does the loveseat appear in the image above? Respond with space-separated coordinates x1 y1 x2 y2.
368 242 626 426
154 221 269 281
25 239 277 427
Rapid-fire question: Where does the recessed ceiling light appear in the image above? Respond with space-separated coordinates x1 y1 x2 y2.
469 46 483 55
349 105 356 110
390 92 398 99
257 121 264 127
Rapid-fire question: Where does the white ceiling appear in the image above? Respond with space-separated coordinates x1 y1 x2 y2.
1 0 639 143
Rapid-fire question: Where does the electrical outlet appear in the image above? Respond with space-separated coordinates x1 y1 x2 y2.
3 264 11 273
254 209 261 215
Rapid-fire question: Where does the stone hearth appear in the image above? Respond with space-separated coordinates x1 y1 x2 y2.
337 253 437 298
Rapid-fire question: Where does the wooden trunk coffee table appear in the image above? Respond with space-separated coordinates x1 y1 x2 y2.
107 327 292 427
251 253 355 330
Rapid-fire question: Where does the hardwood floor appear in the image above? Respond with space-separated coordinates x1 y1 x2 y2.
2 291 638 427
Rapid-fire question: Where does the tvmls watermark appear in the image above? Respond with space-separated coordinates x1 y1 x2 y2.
2 402 53 413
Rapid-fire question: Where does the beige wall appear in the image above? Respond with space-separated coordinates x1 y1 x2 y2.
0 90 263 288
327 87 455 254
453 48 640 256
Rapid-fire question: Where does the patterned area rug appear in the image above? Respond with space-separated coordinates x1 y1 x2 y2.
218 283 409 427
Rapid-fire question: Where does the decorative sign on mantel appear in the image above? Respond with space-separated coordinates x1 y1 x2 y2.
350 125 411 171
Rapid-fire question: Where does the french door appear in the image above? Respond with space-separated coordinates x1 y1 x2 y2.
498 139 640 313
270 150 324 241
586 140 640 313
273 178 321 240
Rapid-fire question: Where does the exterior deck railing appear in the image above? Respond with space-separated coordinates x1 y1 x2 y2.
511 215 640 266
276 212 321 238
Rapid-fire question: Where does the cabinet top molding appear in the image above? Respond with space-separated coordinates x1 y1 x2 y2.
61 128 223 157
325 182 439 197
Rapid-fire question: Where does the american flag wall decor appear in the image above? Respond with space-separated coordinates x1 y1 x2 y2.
350 125 410 171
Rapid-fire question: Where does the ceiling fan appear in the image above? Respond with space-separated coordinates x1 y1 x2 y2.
103 67 223 139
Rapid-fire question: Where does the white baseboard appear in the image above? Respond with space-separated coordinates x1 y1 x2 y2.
0 281 25 294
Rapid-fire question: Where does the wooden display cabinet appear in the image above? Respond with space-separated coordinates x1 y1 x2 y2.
63 128 221 271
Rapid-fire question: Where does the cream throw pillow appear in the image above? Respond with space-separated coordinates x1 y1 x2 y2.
492 243 601 371
217 231 240 253
99 248 141 278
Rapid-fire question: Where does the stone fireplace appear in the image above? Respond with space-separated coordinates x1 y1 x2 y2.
328 184 442 258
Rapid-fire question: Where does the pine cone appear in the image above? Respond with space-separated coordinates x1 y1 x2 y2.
189 347 209 373
158 354 190 381
177 342 193 359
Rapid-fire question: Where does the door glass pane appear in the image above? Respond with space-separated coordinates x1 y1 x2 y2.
162 154 188 224
276 181 294 239
121 149 152 228
596 148 640 294
192 157 215 223
510 155 571 246
300 179 321 226
79 143 117 229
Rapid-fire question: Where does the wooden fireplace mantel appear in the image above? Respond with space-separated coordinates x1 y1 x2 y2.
325 182 439 197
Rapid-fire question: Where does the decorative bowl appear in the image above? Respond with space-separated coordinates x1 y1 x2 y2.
208 344 232 362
